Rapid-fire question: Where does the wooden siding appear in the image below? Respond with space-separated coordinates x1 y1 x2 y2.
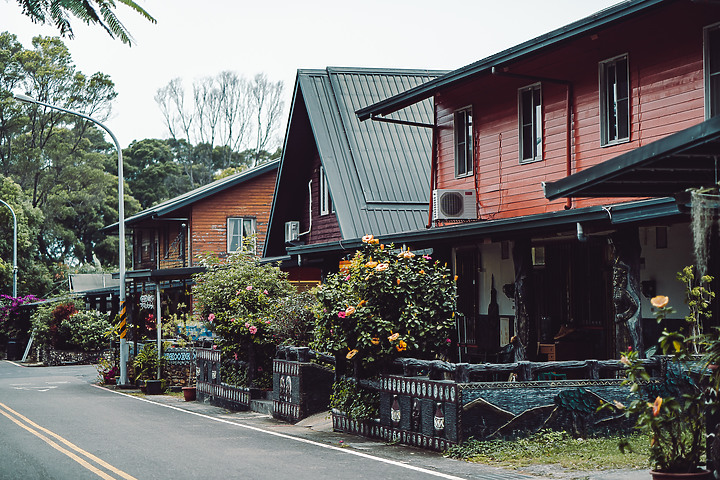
132 220 188 271
433 3 714 220
304 153 342 244
190 169 277 262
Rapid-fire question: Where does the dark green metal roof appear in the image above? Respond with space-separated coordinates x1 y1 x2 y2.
264 67 447 257
356 0 670 121
544 115 720 200
103 160 279 231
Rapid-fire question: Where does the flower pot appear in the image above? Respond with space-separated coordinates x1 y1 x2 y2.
182 386 196 401
145 379 163 395
650 469 713 479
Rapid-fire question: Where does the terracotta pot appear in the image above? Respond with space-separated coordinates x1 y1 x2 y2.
182 386 196 401
650 469 713 479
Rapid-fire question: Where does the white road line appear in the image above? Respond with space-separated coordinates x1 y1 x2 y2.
92 385 468 480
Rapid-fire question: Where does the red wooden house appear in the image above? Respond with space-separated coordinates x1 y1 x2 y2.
107 160 279 338
356 0 720 363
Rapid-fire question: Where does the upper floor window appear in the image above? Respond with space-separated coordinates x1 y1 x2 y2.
320 165 334 215
599 54 630 146
705 23 720 118
454 107 473 177
519 84 542 163
227 217 256 253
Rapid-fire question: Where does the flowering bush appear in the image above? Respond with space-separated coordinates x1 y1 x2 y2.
312 234 457 377
611 268 715 474
193 251 294 387
0 294 40 342
31 300 112 352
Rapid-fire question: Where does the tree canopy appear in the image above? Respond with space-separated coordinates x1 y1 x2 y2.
15 0 155 46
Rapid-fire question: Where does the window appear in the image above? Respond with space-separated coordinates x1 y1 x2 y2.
319 166 334 215
519 84 542 163
227 217 256 253
135 231 142 263
705 24 720 118
454 107 473 177
599 55 630 145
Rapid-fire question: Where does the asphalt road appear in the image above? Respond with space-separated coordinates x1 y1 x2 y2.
0 360 546 480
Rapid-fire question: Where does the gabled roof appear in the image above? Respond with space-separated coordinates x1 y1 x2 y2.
357 0 671 120
264 67 447 256
104 160 279 230
544 115 720 200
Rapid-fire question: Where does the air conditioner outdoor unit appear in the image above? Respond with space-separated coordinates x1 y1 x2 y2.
285 221 300 243
432 189 476 220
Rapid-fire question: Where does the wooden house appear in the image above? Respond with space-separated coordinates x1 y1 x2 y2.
263 67 447 281
107 160 279 338
355 0 720 363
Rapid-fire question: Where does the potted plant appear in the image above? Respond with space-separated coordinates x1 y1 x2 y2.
612 267 715 479
133 342 167 394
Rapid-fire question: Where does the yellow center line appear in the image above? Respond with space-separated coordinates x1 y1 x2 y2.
0 402 137 480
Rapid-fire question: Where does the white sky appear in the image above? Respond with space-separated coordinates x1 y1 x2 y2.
1 0 622 148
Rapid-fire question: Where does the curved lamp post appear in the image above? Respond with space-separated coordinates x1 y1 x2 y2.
13 93 129 386
0 198 17 298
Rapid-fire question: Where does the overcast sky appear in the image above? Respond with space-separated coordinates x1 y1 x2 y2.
2 0 621 148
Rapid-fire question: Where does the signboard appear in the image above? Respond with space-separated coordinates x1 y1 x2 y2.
139 294 155 310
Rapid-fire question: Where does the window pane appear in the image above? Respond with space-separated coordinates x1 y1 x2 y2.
228 219 240 252
710 28 720 74
466 111 473 174
712 74 720 117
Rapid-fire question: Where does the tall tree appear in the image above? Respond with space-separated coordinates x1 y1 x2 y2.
15 0 155 46
155 71 285 169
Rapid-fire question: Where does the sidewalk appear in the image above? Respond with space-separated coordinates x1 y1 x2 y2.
121 387 651 480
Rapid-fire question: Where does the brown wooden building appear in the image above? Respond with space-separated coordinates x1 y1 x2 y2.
356 0 719 363
106 160 279 339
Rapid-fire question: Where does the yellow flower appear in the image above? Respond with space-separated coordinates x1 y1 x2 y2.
388 332 400 342
396 340 407 352
370 337 380 345
651 295 669 308
651 396 663 417
376 263 389 271
365 261 378 269
419 269 425 275
346 349 359 359
362 234 375 243
345 306 356 316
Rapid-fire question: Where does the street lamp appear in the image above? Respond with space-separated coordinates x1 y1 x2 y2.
0 198 17 298
13 93 129 386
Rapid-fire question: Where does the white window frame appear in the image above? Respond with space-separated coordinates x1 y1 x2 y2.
454 107 473 177
518 83 543 164
704 23 720 119
319 165 334 215
227 217 256 253
599 54 630 146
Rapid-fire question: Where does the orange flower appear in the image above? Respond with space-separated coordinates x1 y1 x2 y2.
388 332 400 342
396 278 401 285
370 337 380 345
419 269 425 275
651 396 663 417
454 275 458 282
365 261 378 269
396 340 407 352
362 234 375 243
376 263 389 271
370 238 379 245
345 306 356 316
651 295 669 308
358 299 367 307
380 244 385 250
346 349 359 359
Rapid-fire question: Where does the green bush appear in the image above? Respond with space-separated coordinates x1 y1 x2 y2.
329 377 379 421
312 235 457 377
61 310 112 352
31 299 111 351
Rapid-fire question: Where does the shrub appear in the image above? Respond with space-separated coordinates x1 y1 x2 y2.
272 292 316 347
61 310 112 352
329 377 379 421
312 235 457 377
193 251 294 387
31 300 111 352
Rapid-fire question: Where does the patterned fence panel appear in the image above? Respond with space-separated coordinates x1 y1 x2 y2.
273 357 334 423
195 348 252 410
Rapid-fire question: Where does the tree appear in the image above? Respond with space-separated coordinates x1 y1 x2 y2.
155 71 285 169
123 138 188 209
14 0 155 46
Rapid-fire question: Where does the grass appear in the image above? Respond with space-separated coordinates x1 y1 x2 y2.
444 429 651 471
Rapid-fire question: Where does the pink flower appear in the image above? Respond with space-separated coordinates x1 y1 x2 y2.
249 326 258 334
246 285 253 291
423 255 432 260
212 344 217 350
345 275 351 281
338 311 346 319
236 290 242 296
257 366 263 372
208 313 215 322
234 352 238 360
263 289 268 295
446 338 452 343
245 322 250 328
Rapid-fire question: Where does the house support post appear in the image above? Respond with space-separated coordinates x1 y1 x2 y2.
512 239 535 361
610 227 644 358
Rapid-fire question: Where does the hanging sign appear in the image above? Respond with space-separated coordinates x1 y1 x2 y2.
140 294 155 310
